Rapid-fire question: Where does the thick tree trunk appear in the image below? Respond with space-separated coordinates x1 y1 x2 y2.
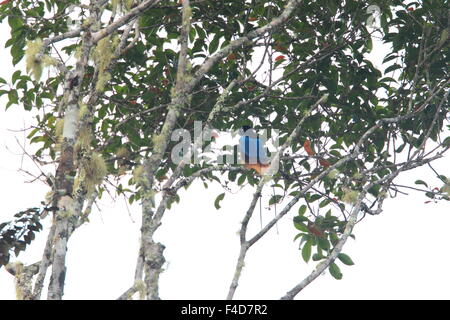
47 25 93 299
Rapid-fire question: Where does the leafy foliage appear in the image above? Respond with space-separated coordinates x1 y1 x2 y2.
0 0 448 287
0 207 44 267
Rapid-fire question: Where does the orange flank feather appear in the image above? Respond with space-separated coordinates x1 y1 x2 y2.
244 163 270 175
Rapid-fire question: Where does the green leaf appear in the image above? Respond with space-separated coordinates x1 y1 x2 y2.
269 194 282 205
293 233 304 241
338 253 355 266
302 239 312 263
294 214 308 223
365 37 373 52
294 219 308 232
237 174 246 186
7 90 19 105
317 237 330 251
214 192 225 209
298 204 307 216
194 25 206 39
425 192 435 199
228 170 237 182
189 26 196 43
383 54 398 64
208 35 220 54
330 232 339 245
415 180 428 188
11 70 21 84
27 127 40 139
8 16 23 30
438 28 449 47
329 150 341 157
442 137 450 147
312 253 324 261
319 199 330 208
329 262 343 280
308 194 321 203
11 43 25 66
384 64 402 74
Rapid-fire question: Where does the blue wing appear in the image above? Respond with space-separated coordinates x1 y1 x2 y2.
239 136 269 164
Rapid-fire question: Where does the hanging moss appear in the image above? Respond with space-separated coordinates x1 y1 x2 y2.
45 190 54 204
152 134 164 148
25 38 58 80
75 104 94 155
58 195 75 217
112 0 120 14
133 165 145 186
124 0 134 11
83 152 107 196
352 172 363 180
55 119 64 137
74 126 92 155
115 146 130 176
42 55 58 67
95 71 111 92
74 46 83 60
82 16 94 28
327 169 340 179
73 176 81 196
54 119 65 151
25 38 43 80
94 36 113 72
78 103 90 120
183 6 192 23
342 188 359 204
111 0 134 14
9 262 25 300
116 146 129 158
170 87 176 98
94 36 119 71
135 280 146 300
92 34 119 92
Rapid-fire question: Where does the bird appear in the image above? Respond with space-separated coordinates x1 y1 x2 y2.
239 125 279 232
239 125 270 175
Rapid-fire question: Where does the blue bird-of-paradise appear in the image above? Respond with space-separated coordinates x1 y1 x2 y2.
239 125 270 175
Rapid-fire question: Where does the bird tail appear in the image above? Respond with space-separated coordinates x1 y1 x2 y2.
244 163 270 175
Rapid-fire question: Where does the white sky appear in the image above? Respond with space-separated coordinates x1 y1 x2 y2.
1 14 450 300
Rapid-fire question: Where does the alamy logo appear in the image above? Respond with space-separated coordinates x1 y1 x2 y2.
170 121 280 175
66 5 81 30
366 5 381 28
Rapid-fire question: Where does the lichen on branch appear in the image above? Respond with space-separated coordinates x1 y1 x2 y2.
92 35 119 91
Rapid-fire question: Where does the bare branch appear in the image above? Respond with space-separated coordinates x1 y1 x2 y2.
92 0 162 44
227 94 327 299
280 147 449 299
138 0 192 300
31 222 56 299
281 192 366 300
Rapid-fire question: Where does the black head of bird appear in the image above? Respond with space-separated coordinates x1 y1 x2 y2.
240 125 257 138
